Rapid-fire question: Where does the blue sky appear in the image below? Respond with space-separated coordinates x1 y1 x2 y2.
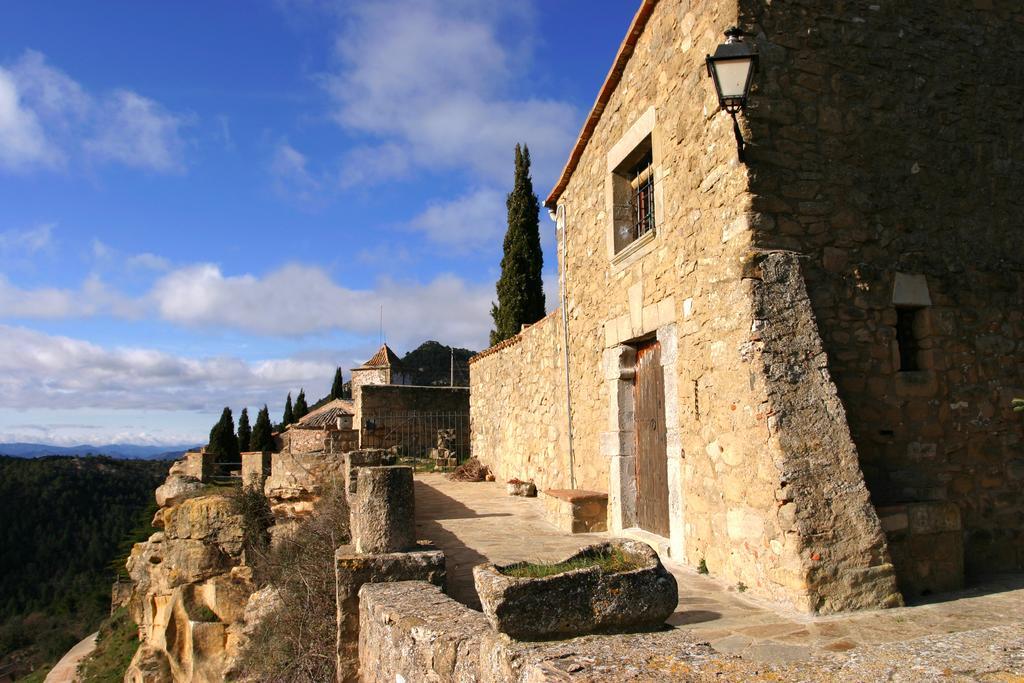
0 0 638 446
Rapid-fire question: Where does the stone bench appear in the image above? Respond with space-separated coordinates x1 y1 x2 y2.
541 489 608 533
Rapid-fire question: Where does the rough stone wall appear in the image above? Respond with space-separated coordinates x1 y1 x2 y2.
356 385 469 452
549 0 850 608
357 385 469 417
752 253 900 612
240 451 270 488
469 312 570 489
467 0 900 612
264 450 346 519
741 0 1024 574
350 368 388 415
358 581 771 683
282 427 328 454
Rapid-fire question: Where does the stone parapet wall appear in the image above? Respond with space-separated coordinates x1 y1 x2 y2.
282 427 327 454
469 311 571 490
327 429 358 454
741 0 1024 574
358 581 766 682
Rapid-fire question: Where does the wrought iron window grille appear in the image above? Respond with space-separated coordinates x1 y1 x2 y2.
614 152 656 250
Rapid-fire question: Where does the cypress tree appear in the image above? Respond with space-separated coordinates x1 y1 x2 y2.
282 393 294 427
331 368 344 400
294 389 309 421
490 143 545 345
251 405 273 452
237 408 252 452
207 407 240 461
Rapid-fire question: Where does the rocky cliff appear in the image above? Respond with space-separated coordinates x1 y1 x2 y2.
122 461 265 682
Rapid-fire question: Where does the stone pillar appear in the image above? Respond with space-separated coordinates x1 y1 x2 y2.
240 451 271 489
352 466 415 554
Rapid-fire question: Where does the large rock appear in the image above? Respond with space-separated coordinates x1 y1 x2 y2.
159 495 244 556
125 645 173 683
473 539 677 641
156 474 203 508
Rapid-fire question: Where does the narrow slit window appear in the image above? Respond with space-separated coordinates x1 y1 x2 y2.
896 307 922 372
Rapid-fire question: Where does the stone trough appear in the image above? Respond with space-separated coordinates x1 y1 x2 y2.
472 539 677 641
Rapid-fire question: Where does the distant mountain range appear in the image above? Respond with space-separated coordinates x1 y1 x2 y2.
0 442 197 460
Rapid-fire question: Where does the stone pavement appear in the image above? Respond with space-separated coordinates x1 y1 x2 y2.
414 473 1024 671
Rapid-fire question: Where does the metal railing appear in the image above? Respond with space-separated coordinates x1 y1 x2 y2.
359 410 470 466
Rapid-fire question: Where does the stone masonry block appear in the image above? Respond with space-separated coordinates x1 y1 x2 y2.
335 546 445 683
352 466 415 554
541 489 608 534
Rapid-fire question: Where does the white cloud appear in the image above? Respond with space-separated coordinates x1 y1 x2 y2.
0 223 54 255
126 252 171 271
0 67 62 171
150 262 492 349
84 91 188 172
0 50 189 174
0 258 493 349
0 274 142 319
409 188 505 250
324 0 576 188
0 324 335 414
270 142 321 202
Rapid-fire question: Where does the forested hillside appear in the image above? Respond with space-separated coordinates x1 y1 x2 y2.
0 455 168 680
401 340 475 386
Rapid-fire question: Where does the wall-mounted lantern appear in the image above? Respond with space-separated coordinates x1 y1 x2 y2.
706 27 758 161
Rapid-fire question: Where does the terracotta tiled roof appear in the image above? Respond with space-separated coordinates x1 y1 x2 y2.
545 0 659 210
356 344 404 370
296 398 354 428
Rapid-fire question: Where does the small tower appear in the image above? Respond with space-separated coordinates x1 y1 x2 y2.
350 344 410 399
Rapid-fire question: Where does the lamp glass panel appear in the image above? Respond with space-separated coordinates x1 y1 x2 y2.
713 58 752 99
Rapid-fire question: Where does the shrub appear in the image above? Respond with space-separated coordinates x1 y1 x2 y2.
229 480 274 576
234 483 350 682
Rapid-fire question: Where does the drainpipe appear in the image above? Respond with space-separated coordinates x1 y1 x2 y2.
550 204 576 490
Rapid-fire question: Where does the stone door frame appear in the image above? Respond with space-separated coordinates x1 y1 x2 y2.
602 297 683 562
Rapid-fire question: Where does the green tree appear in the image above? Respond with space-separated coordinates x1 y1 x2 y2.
207 407 240 461
490 143 545 345
237 407 252 452
282 393 294 427
251 405 273 452
331 368 344 400
294 389 309 421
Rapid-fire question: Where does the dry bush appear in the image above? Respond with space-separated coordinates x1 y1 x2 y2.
234 482 350 682
447 457 490 482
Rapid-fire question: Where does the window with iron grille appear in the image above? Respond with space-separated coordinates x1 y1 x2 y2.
611 135 656 255
629 152 655 243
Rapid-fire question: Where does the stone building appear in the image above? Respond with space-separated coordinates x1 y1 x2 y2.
279 398 358 454
350 344 411 398
470 0 1023 613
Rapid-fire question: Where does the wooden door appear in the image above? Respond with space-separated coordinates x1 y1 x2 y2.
634 339 670 537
